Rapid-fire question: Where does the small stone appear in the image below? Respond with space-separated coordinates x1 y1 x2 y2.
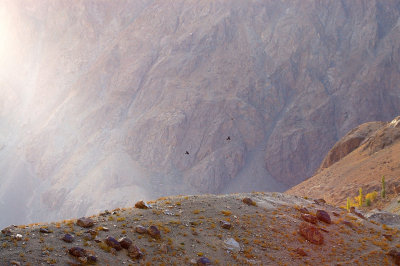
383 234 393 241
87 255 97 264
220 221 232 229
78 257 87 264
105 236 122 251
68 247 87 258
332 212 340 217
197 257 212 265
314 199 326 205
1 227 12 236
242 198 257 206
98 226 109 232
388 249 400 265
77 217 94 228
135 200 150 209
299 207 309 214
224 238 241 252
135 225 147 234
100 210 111 216
128 245 143 259
10 261 21 266
301 214 318 224
119 237 133 249
14 234 23 241
148 225 161 239
190 259 197 264
62 234 74 243
40 228 51 233
294 248 307 256
316 210 331 224
299 222 324 245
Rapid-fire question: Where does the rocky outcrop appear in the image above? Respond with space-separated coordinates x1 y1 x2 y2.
319 122 385 170
287 116 400 206
1 0 400 227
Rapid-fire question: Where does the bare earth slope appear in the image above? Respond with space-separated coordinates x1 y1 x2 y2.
1 0 400 227
287 116 400 207
2 192 400 265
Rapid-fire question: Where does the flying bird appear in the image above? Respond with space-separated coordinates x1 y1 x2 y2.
226 136 231 141
185 151 189 155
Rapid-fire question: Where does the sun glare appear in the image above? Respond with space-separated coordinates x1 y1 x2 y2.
0 9 10 57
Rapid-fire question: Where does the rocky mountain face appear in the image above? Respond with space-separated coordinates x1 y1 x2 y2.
1 0 400 227
287 116 400 207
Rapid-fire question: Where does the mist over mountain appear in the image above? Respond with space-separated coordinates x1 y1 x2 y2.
0 0 399 227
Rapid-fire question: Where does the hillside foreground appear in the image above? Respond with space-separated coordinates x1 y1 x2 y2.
1 193 400 265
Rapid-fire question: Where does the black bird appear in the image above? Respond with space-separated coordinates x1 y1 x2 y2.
185 151 189 155
226 136 231 141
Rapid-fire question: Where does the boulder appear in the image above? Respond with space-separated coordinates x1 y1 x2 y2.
77 217 95 228
299 223 324 245
316 210 331 224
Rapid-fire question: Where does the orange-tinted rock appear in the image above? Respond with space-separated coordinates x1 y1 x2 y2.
316 210 331 224
242 198 256 206
294 248 307 256
299 223 324 245
301 214 318 224
77 217 94 228
135 201 150 209
128 245 143 259
388 249 400 265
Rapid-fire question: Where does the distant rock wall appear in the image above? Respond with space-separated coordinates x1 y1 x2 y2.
0 0 400 227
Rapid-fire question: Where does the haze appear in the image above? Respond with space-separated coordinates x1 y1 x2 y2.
0 0 399 228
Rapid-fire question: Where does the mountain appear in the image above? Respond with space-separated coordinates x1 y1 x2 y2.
2 192 400 265
287 116 400 208
1 0 400 227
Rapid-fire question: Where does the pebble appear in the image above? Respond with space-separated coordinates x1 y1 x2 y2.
224 238 240 252
135 225 147 234
316 210 331 224
39 228 51 233
220 221 232 229
242 197 257 206
105 236 122 251
301 214 318 224
119 237 133 249
197 257 212 265
128 245 143 259
147 225 161 239
77 217 95 228
62 234 74 243
68 247 87 258
135 200 150 209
